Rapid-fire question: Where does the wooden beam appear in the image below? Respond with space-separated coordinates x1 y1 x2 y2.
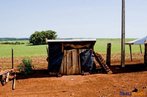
0 69 14 76
0 69 16 89
93 52 112 74
5 72 10 83
12 73 16 90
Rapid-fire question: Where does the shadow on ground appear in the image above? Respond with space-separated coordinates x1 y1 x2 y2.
110 63 147 74
16 64 147 80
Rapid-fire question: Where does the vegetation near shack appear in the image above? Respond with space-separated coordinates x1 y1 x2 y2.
17 58 34 76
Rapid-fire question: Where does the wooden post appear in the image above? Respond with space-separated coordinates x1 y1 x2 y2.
11 48 16 90
6 72 10 82
12 48 14 69
121 0 126 67
106 43 111 66
12 73 16 90
144 42 147 65
129 44 133 61
139 45 142 54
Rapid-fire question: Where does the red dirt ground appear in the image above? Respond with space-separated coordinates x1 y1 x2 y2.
0 53 147 97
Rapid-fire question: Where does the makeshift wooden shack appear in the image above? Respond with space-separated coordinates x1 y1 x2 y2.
47 38 96 75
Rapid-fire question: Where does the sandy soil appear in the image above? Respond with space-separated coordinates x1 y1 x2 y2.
0 53 147 97
1 72 147 97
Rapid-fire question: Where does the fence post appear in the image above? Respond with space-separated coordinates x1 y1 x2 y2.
11 48 16 90
106 43 111 66
144 42 147 65
12 48 14 69
12 75 16 90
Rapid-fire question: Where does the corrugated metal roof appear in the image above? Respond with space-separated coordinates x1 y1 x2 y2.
47 38 96 42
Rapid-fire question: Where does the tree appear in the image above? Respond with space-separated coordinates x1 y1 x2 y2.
29 30 57 45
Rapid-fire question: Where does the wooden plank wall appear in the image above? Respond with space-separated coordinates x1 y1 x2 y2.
67 50 72 75
60 49 82 75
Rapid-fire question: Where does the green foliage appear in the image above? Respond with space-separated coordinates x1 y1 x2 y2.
18 58 34 75
29 30 57 45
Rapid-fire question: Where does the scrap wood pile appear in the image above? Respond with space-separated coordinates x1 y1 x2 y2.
0 67 16 90
93 52 112 74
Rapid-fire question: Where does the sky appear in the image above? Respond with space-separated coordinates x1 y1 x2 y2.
0 0 147 38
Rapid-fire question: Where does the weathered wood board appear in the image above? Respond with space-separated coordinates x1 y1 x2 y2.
60 49 81 75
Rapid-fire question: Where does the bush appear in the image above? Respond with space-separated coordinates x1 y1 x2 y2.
18 58 34 75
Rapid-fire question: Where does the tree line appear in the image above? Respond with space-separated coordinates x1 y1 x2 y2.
0 38 28 41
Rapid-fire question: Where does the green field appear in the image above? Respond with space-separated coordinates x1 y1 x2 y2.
0 39 144 58
94 38 144 54
0 40 47 57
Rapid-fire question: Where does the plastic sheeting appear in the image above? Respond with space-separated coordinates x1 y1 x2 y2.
80 49 94 72
126 36 147 45
48 43 63 72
